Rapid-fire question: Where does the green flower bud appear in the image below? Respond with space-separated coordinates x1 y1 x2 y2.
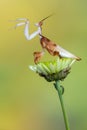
29 57 75 82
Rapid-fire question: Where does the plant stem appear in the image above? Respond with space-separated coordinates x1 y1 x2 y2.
55 81 70 130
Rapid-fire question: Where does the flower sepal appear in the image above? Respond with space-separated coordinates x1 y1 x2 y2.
39 66 71 82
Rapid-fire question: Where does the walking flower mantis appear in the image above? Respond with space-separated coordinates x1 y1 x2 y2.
10 15 81 64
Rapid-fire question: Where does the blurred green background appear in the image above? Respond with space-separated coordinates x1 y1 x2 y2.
0 0 87 130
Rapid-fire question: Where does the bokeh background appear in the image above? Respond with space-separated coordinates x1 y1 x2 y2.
0 0 87 130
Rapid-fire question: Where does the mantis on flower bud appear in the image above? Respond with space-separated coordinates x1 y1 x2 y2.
10 14 81 63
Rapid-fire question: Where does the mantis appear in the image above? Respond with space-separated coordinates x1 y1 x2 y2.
11 15 81 64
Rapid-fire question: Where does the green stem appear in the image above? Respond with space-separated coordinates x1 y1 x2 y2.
55 81 70 130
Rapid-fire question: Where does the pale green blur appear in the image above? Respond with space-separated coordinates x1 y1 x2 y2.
0 0 87 130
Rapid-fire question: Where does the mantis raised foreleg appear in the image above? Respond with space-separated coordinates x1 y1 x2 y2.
10 18 42 40
10 14 53 40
